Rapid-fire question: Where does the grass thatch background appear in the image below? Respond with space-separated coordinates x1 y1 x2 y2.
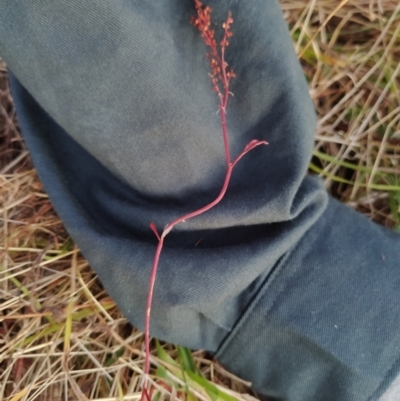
1 1 400 400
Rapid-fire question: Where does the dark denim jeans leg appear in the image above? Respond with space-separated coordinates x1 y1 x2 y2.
1 1 400 400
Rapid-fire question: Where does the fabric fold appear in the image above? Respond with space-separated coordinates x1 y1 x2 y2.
217 198 400 401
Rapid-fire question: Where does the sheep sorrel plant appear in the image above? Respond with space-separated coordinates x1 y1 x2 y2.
141 1 268 399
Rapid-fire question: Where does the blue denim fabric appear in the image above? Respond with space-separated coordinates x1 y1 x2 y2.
1 1 400 400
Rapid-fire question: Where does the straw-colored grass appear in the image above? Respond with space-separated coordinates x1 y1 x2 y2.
1 1 399 400
282 0 400 229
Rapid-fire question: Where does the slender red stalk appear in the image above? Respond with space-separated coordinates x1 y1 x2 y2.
141 2 267 399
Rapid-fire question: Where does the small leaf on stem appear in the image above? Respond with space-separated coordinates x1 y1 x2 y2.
150 223 161 241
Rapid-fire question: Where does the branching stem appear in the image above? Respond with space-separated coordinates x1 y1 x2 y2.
140 3 267 399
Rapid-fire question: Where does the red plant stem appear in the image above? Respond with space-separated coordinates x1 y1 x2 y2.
141 5 267 400
143 102 233 388
142 101 266 401
219 102 230 167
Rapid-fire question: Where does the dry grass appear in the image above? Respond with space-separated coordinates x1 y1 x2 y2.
282 0 400 228
1 1 400 400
